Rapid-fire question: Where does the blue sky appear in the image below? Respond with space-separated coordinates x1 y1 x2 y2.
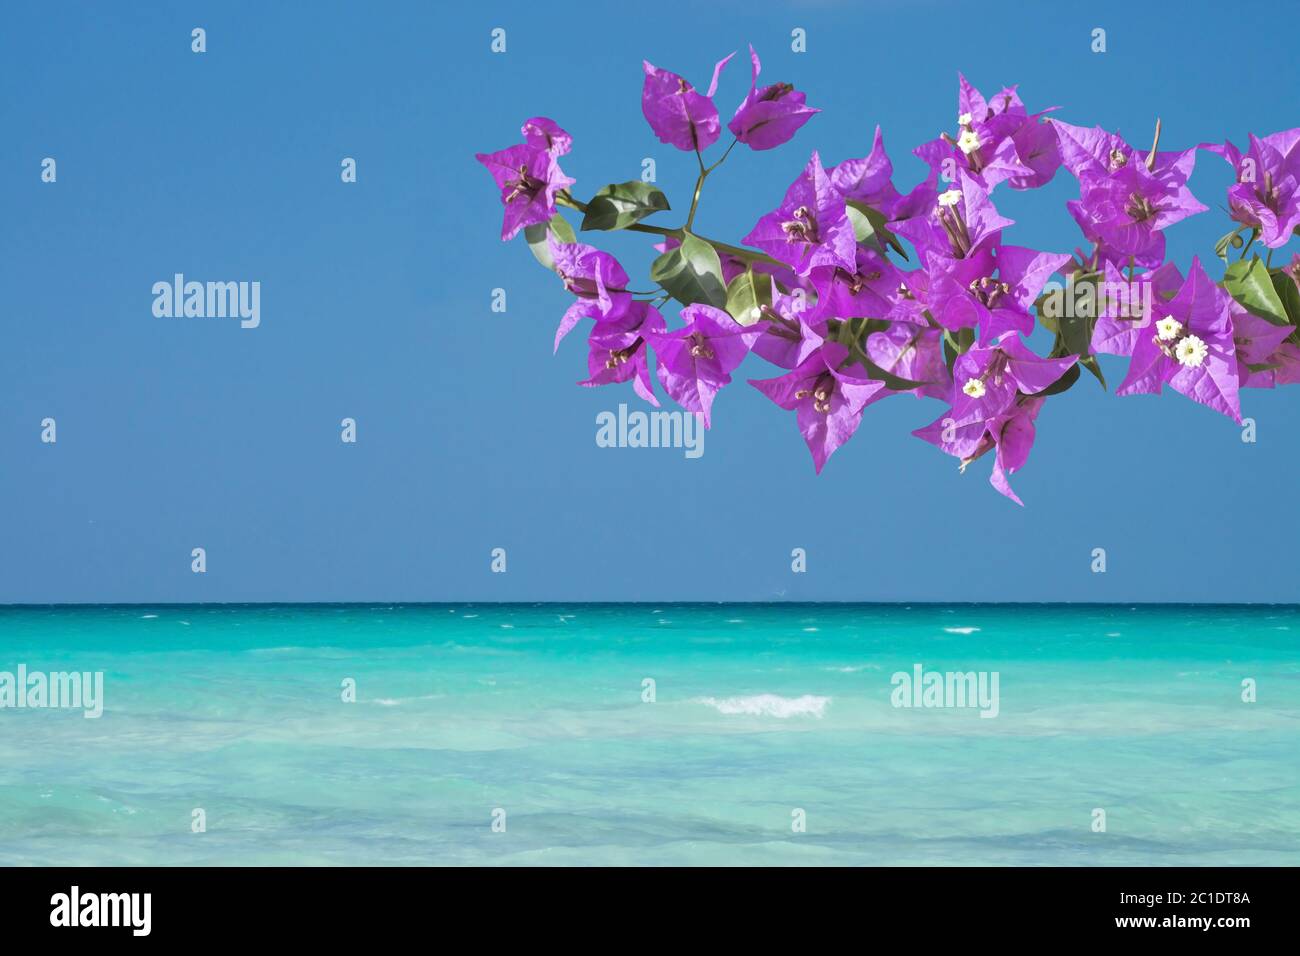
2 0 1298 603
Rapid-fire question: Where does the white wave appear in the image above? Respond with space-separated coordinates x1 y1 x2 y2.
141 614 158 619
697 693 830 718
372 694 443 706
944 626 979 634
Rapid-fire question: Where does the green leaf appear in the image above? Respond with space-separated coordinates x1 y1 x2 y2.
1035 298 1061 334
1271 270 1300 326
1079 354 1107 389
524 214 575 271
850 344 930 391
1041 272 1098 361
1223 255 1289 326
942 333 959 374
650 233 727 309
846 201 908 259
940 326 974 375
1058 309 1093 358
724 268 772 326
1030 362 1081 396
580 181 670 231
1043 316 1104 390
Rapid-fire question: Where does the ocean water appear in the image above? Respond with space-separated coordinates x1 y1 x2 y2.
0 603 1296 866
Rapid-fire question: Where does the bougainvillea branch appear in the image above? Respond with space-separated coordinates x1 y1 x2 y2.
476 49 1300 503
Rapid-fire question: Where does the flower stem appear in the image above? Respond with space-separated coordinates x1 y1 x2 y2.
685 149 708 231
705 137 739 174
685 138 740 232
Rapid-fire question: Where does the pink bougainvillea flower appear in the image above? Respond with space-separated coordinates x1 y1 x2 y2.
913 336 1076 504
1116 257 1243 422
643 305 759 426
892 170 1013 261
1232 309 1294 388
913 74 1061 191
829 125 940 226
727 45 819 151
475 143 575 240
749 342 890 473
520 117 572 156
807 247 908 324
829 127 900 212
550 239 634 352
1051 119 1206 267
742 151 856 276
920 395 1050 505
579 302 662 406
750 278 825 370
1265 340 1300 385
1052 120 1194 182
947 335 1077 423
926 244 1070 340
1066 159 1207 269
1090 261 1184 356
1010 113 1065 189
641 53 735 152
1202 129 1300 248
864 320 950 401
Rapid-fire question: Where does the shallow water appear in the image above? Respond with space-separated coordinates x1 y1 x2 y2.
0 603 1296 865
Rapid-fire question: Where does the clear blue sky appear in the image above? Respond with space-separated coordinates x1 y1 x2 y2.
2 0 1297 603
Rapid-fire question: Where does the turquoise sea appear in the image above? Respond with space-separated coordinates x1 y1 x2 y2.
0 604 1296 866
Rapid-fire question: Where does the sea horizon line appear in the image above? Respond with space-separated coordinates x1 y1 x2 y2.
2 601 1299 610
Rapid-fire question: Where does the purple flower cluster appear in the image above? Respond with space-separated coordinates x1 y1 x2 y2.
477 55 1300 504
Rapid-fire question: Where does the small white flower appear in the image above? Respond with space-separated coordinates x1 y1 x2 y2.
957 129 981 155
938 188 962 208
962 378 986 398
958 112 973 127
1156 317 1183 341
748 306 762 324
1175 334 1209 368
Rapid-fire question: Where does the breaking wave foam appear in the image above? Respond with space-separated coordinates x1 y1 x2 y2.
696 694 830 718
